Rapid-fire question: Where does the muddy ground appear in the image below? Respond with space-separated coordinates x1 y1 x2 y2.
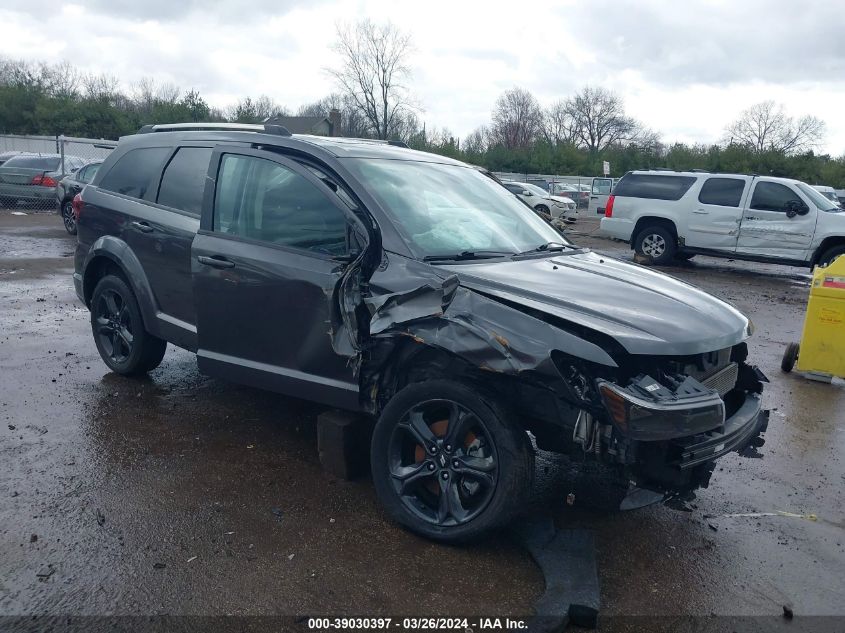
0 211 843 627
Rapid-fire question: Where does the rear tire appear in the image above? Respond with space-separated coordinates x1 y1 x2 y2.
781 342 799 373
90 275 166 375
61 199 77 235
634 225 677 265
817 245 845 268
371 379 533 543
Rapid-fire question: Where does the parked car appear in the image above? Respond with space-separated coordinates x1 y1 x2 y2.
601 170 845 267
812 185 842 208
836 189 845 207
0 151 23 167
73 124 769 543
502 181 577 222
0 153 86 208
56 160 102 234
550 182 590 208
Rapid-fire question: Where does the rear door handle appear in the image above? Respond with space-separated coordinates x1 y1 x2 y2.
197 255 235 269
131 221 154 233
692 209 709 214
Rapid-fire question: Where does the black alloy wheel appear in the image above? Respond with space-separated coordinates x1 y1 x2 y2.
90 275 167 375
387 398 498 527
94 288 134 365
61 200 77 234
372 379 533 543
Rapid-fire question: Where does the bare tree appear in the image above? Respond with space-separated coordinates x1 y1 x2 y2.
564 86 644 152
542 99 576 145
328 19 415 139
463 125 491 155
725 101 825 155
82 72 120 100
491 87 543 150
43 61 80 100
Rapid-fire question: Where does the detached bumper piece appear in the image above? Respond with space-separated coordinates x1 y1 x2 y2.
674 393 768 469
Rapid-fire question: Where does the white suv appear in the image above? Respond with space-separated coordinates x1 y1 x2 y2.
600 170 845 268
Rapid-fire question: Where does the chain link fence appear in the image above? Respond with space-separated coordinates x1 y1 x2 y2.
0 134 117 211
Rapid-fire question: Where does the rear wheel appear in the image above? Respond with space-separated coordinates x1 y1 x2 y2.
371 379 533 543
634 225 677 265
61 200 76 235
781 342 799 373
91 275 166 375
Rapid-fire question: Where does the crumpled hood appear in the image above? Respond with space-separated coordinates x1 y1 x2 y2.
444 251 750 356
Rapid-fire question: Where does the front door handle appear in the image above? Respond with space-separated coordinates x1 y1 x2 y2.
131 221 154 233
692 209 709 214
197 255 235 269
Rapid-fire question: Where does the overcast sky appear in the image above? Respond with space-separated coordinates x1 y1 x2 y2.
2 0 844 154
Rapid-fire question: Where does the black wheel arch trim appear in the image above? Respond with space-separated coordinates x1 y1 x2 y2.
82 236 160 337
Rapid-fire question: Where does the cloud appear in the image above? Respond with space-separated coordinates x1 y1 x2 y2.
564 0 845 86
1 0 844 154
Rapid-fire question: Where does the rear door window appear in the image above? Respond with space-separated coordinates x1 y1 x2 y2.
157 147 213 216
591 178 613 195
698 178 745 207
612 174 696 201
99 147 171 200
749 182 801 212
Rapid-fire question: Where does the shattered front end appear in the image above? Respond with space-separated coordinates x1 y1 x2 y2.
567 343 770 497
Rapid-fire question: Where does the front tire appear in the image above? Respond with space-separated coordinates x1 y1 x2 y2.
817 245 845 268
634 225 677 265
61 200 77 235
371 379 533 543
91 275 166 375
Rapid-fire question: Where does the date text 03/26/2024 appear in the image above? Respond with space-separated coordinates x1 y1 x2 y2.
307 617 528 630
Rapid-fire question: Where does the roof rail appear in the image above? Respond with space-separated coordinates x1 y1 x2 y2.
137 122 292 136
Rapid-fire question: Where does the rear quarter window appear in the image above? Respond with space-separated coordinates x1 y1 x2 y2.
98 147 171 200
613 174 696 201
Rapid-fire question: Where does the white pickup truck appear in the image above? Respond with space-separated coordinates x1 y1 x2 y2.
600 170 845 267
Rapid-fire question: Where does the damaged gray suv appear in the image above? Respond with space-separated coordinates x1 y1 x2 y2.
73 123 769 542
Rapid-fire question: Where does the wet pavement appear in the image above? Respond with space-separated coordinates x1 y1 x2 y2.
1 211 843 625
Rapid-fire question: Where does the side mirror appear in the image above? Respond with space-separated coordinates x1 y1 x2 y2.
522 190 532 197
785 200 809 218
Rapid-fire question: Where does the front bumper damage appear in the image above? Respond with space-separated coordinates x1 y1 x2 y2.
675 393 768 469
328 254 770 500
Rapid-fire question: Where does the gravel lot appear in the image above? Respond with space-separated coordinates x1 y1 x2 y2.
1 210 843 629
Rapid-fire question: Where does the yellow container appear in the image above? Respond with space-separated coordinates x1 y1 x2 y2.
783 254 845 380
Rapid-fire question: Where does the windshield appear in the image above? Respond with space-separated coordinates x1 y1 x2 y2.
797 183 839 211
3 156 61 171
346 159 569 258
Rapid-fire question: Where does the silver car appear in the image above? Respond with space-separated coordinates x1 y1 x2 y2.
0 154 86 208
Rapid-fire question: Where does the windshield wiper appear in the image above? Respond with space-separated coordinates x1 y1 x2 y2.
515 241 578 256
423 250 515 262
